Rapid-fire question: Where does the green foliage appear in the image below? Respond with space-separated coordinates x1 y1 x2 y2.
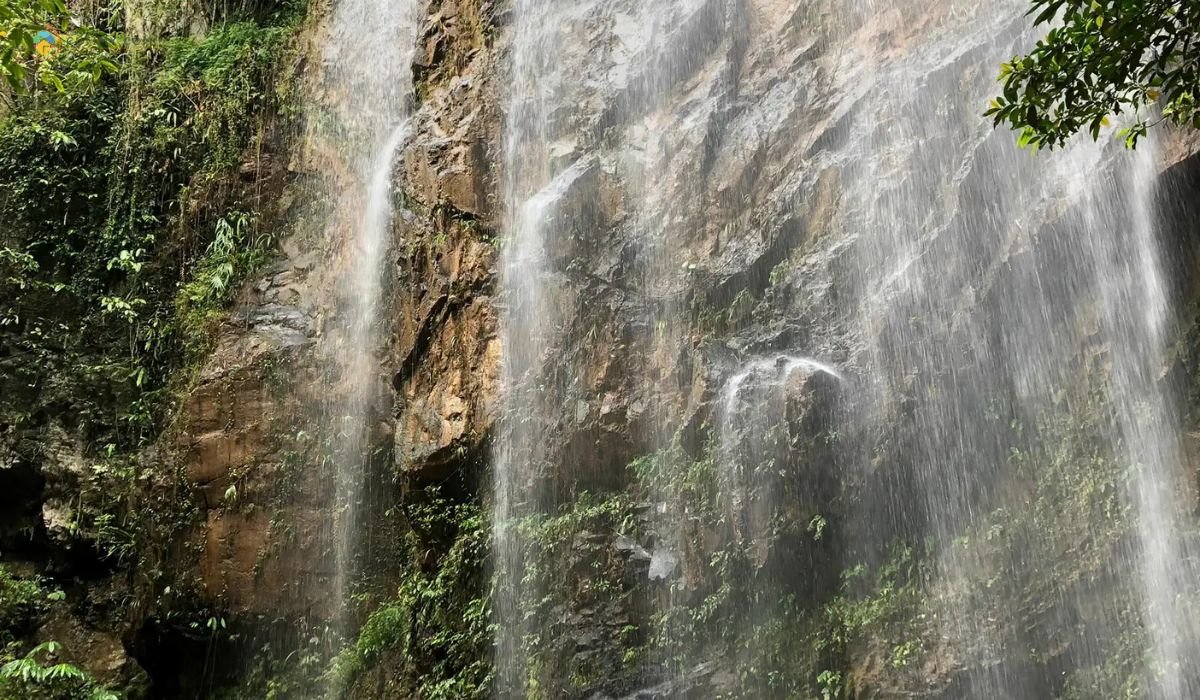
816 544 929 671
936 392 1155 694
210 636 330 700
176 211 276 360
989 0 1200 148
1056 604 1147 700
630 445 721 521
0 1 307 602
0 565 47 644
0 641 120 700
816 670 843 700
0 0 121 98
0 1 303 450
142 17 300 180
333 490 492 700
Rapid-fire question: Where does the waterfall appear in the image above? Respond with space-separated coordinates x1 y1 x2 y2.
837 1 1200 696
310 0 421 647
494 0 566 693
495 1 731 693
495 0 1200 695
1087 140 1199 699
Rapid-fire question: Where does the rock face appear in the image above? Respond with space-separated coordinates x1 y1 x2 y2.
417 0 1200 697
391 0 504 482
173 253 326 616
163 0 507 632
37 610 148 691
8 0 1200 698
165 0 1200 695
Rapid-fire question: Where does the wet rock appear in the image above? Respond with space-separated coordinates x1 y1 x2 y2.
613 534 652 563
647 547 678 581
574 628 603 651
40 499 73 546
604 661 726 700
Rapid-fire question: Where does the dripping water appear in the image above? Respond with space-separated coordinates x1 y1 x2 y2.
493 0 573 694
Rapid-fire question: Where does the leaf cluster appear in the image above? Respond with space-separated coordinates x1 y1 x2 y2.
988 0 1200 148
0 0 121 99
0 642 119 700
0 565 47 645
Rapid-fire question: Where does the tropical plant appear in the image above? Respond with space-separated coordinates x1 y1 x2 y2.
989 0 1200 148
0 0 120 97
0 641 120 700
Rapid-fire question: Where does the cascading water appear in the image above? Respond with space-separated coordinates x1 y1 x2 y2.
1082 138 1199 698
494 1 569 693
329 121 410 623
836 1 1200 695
713 356 843 682
309 0 421 644
495 0 1200 695
495 1 733 693
718 355 841 554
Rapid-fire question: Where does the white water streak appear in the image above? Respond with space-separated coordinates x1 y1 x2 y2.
317 0 421 646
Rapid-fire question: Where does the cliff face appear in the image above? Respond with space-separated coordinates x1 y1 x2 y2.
5 0 1200 698
171 0 505 611
381 0 1200 697
154 1 506 694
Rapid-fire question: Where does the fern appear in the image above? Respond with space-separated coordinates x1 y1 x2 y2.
1 641 121 700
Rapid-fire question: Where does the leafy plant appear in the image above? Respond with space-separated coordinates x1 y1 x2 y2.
0 0 121 98
989 0 1200 148
0 641 120 700
817 669 843 700
0 565 47 644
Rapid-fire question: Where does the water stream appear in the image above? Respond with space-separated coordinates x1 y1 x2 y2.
494 1 571 693
311 0 421 648
838 2 1200 696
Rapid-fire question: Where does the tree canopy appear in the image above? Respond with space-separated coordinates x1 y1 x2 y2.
989 0 1200 148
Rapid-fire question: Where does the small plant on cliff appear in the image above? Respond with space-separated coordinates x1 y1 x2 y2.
0 642 119 700
176 211 276 359
0 565 46 644
816 669 844 700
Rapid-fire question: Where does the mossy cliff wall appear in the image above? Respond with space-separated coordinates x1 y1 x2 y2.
0 0 313 695
4 1 1200 699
